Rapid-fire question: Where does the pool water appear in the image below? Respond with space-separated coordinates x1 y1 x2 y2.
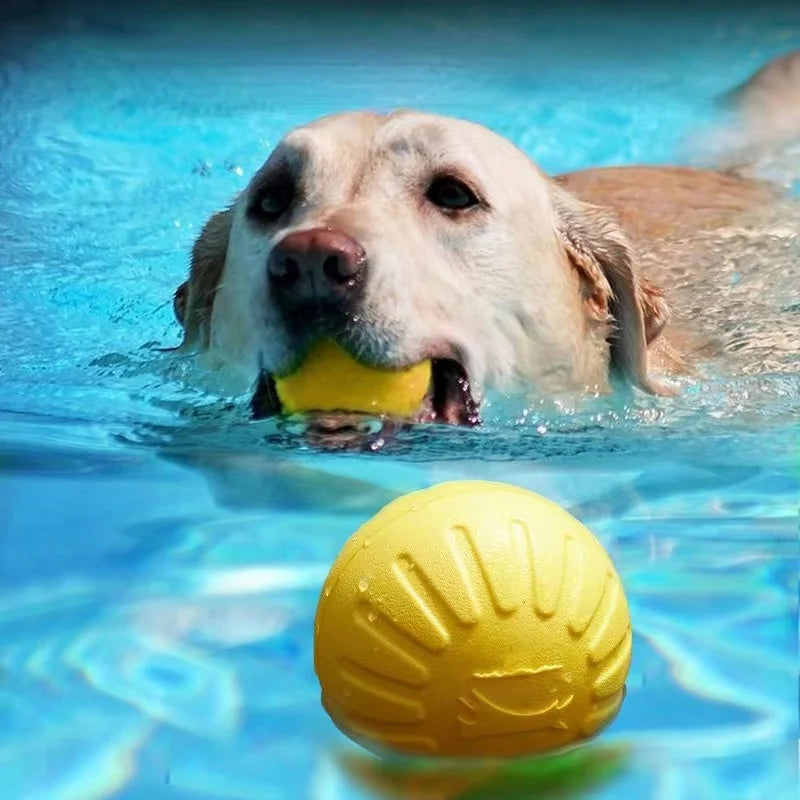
1 2 798 798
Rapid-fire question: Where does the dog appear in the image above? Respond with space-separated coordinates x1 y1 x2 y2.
712 50 800 182
172 55 799 432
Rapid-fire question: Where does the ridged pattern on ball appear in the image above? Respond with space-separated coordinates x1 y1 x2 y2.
314 481 632 758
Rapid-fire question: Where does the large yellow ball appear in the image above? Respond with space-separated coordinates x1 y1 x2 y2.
314 481 632 759
274 340 431 417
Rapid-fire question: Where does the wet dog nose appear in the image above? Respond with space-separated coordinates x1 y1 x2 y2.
268 227 366 306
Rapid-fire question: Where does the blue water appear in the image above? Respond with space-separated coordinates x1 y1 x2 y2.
1 2 798 798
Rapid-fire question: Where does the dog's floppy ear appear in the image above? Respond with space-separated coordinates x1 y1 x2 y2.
173 281 189 327
553 187 671 394
176 207 233 349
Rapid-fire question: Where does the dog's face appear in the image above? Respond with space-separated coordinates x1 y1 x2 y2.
177 111 666 425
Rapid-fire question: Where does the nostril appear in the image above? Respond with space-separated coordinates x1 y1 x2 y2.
323 255 345 283
323 251 364 284
270 255 300 287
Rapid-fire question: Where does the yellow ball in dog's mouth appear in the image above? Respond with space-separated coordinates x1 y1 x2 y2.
274 340 431 417
314 481 632 758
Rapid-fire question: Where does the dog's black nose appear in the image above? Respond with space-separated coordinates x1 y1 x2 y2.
268 227 366 307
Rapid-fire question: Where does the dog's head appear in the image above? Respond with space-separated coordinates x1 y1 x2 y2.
174 110 668 425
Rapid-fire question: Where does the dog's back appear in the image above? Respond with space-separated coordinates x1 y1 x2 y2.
714 51 800 182
558 163 799 379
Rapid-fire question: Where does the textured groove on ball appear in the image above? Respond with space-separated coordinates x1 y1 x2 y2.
465 519 525 614
527 523 566 617
398 550 476 631
391 556 451 650
591 629 633 699
587 581 629 664
328 705 439 753
564 535 597 636
338 661 426 724
580 689 626 735
452 524 512 616
446 525 485 622
374 569 449 655
569 566 611 637
349 605 429 686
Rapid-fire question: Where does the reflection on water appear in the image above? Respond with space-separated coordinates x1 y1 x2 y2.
332 743 632 799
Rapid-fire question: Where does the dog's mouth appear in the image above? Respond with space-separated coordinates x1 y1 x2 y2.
250 357 481 438
416 358 481 426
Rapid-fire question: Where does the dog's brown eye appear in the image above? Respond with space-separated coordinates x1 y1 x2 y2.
250 180 294 222
426 176 479 211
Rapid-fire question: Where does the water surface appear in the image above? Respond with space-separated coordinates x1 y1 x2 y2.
1 2 798 798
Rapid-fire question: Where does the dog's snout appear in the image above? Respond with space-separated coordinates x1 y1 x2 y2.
268 227 366 305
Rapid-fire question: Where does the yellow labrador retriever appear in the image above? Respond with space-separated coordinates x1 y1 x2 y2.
172 54 798 428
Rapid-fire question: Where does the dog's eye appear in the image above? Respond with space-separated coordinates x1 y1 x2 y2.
251 180 294 221
426 176 480 211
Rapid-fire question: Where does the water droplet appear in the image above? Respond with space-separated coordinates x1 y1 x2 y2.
362 539 371 549
358 577 369 592
367 611 377 623
323 586 331 597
